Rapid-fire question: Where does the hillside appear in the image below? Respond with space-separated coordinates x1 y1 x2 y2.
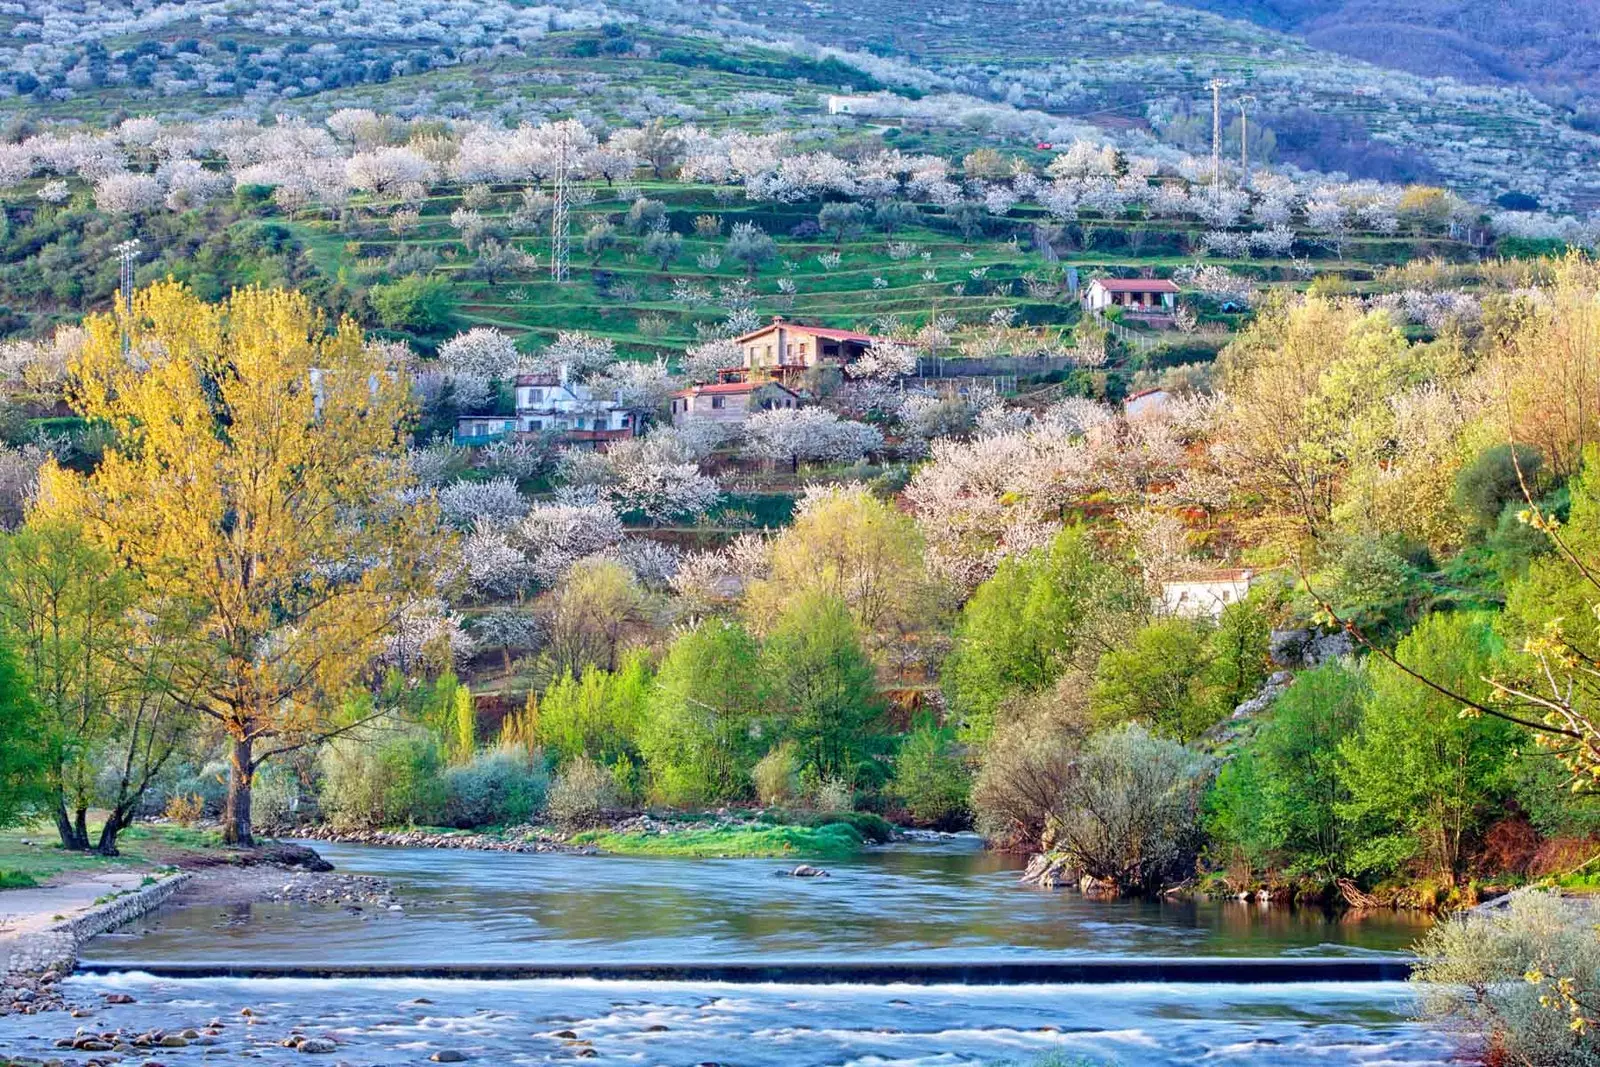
1169 0 1600 112
5 0 1600 211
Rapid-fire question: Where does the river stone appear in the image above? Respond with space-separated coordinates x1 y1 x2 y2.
298 1038 338 1054
786 865 829 878
430 1051 468 1062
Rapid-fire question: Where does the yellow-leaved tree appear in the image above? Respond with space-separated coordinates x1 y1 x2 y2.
36 282 444 846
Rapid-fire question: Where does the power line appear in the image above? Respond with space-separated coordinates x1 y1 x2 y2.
550 126 571 285
1238 94 1258 189
1208 78 1226 198
114 239 140 356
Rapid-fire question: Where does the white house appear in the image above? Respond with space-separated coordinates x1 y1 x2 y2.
1123 387 1172 421
456 364 635 448
826 94 881 115
1083 278 1180 316
1159 569 1255 619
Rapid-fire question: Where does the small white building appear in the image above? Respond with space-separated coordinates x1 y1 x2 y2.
1159 569 1255 619
457 364 635 448
1123 387 1172 421
826 94 881 115
1083 277 1179 316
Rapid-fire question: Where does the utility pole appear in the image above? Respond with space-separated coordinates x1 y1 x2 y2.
1208 78 1226 198
550 126 571 284
114 238 140 355
1238 94 1258 188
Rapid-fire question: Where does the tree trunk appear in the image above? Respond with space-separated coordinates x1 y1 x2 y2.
222 735 255 847
96 806 129 856
53 802 88 851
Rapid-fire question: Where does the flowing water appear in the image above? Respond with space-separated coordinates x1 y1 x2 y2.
0 838 1453 1065
85 837 1431 963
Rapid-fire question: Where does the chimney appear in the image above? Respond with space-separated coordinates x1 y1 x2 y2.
772 315 784 324
558 362 569 386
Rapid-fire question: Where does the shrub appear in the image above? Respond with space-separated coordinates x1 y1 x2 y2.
890 721 971 829
1455 444 1544 531
753 741 803 807
368 273 456 334
164 793 204 827
1053 724 1214 894
251 763 305 829
318 729 445 830
1412 892 1600 1066
810 775 854 813
442 745 550 828
547 755 618 830
972 714 1077 851
167 760 229 817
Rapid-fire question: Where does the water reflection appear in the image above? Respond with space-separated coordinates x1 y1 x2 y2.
88 839 1430 964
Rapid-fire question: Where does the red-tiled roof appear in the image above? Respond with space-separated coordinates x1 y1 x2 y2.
733 322 894 346
1124 387 1170 403
673 380 801 398
1092 278 1180 293
514 373 561 387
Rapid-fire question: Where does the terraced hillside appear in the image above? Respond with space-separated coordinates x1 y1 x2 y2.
634 0 1600 208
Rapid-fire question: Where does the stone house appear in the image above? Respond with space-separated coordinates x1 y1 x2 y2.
670 379 802 428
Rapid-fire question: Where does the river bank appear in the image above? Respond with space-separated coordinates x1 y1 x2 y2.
0 840 401 1017
290 808 906 858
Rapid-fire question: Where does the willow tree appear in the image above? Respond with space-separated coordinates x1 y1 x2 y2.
37 282 442 846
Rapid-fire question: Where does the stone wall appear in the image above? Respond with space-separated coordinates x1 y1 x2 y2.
2 871 191 978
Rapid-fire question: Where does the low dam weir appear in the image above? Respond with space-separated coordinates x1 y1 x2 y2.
77 956 1415 984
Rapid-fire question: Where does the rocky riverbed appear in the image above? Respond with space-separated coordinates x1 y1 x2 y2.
0 842 403 1020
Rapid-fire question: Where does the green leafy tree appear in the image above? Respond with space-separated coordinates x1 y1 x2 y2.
943 528 1140 742
818 202 866 245
763 593 886 785
537 652 650 767
643 228 683 271
1090 617 1221 743
0 630 43 829
725 222 777 277
890 717 970 828
874 200 919 235
1338 611 1519 881
1208 590 1276 714
369 272 456 334
1455 444 1543 531
1207 659 1370 880
639 621 765 804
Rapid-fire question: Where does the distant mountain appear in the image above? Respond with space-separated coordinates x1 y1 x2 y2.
1171 0 1600 108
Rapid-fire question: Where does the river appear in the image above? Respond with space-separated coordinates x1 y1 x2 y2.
0 837 1454 1065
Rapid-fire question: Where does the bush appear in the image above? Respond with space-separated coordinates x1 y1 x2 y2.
547 755 618 830
167 760 229 817
369 273 456 334
1412 892 1600 1066
753 741 803 807
1455 444 1543 531
1053 724 1214 894
164 793 204 827
318 729 445 830
251 763 305 829
441 745 550 828
810 775 854 813
890 721 971 829
972 713 1077 851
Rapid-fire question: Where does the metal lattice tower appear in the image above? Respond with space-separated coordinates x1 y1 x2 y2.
1208 78 1226 197
1238 95 1258 188
550 127 571 284
114 238 140 355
